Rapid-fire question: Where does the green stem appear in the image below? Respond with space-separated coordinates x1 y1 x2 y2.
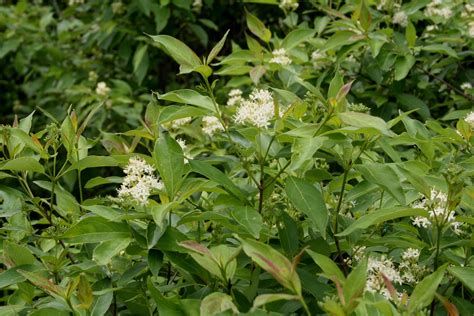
334 168 349 276
300 297 312 316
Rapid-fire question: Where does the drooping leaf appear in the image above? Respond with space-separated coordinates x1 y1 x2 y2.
154 134 185 198
157 89 216 112
189 160 246 201
245 9 271 42
409 265 447 312
337 207 426 236
238 237 302 295
356 163 406 205
285 177 328 238
149 34 202 74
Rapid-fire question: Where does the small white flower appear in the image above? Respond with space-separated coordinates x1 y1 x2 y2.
227 89 243 106
311 50 329 70
118 156 163 205
366 255 403 299
192 0 202 12
270 48 292 66
202 116 225 136
402 248 420 261
412 216 431 228
95 81 110 96
68 0 84 5
451 221 464 235
468 21 474 38
176 138 191 163
169 117 192 129
279 0 298 11
425 1 452 19
234 89 276 128
393 11 408 27
465 111 474 128
461 82 472 90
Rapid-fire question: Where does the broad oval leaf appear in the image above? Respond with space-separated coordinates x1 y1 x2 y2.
285 176 328 238
149 34 202 74
61 216 130 244
337 207 426 237
154 134 185 198
157 89 216 113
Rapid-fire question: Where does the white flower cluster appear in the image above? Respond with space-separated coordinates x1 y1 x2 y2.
226 89 243 106
117 156 163 205
393 11 408 27
269 48 292 66
234 89 275 128
279 0 299 11
468 21 474 38
202 116 225 136
350 247 430 298
176 138 192 163
69 0 84 5
192 0 202 12
311 50 329 70
366 255 403 299
399 248 430 284
88 71 98 82
425 0 453 19
461 82 472 91
169 117 192 129
411 189 464 234
465 111 474 128
96 82 110 96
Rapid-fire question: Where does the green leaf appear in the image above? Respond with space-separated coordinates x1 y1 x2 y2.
67 155 120 172
93 238 131 265
338 112 394 136
200 292 239 315
285 177 328 238
207 30 230 65
328 72 343 100
343 258 367 306
147 278 186 316
448 266 474 292
421 44 458 58
61 216 130 243
306 249 345 283
245 9 271 43
337 207 426 236
251 294 300 311
4 242 39 266
324 31 363 51
231 206 263 238
189 160 246 201
238 237 302 295
148 249 164 277
406 21 416 48
355 164 406 205
409 265 447 312
396 93 430 120
157 89 216 112
394 55 415 81
278 212 299 257
154 134 184 198
0 157 44 174
81 205 122 222
149 34 202 74
133 44 149 84
281 28 316 50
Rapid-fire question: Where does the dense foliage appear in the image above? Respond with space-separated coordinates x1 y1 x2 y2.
0 0 473 315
